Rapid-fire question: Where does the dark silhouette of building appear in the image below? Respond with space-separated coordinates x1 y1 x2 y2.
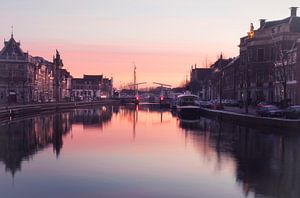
0 112 72 176
0 34 72 104
190 65 212 100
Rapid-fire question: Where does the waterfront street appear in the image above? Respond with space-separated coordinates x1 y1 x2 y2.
0 105 299 198
223 106 256 115
1 1 300 198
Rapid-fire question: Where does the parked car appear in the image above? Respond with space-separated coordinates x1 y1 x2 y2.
256 101 269 109
284 105 300 119
199 101 213 108
212 103 224 110
228 99 239 107
256 105 283 117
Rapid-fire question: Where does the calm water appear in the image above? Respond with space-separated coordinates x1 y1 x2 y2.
0 105 299 198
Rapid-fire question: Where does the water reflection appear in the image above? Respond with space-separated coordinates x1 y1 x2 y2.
0 106 299 198
0 106 114 177
0 113 71 176
72 106 113 129
179 118 300 198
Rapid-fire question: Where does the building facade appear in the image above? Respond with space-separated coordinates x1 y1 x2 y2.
72 75 113 101
0 34 35 104
190 65 212 100
0 34 72 104
239 7 300 105
190 7 300 105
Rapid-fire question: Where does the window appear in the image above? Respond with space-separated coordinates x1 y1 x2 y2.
257 48 265 62
272 28 275 34
292 52 297 64
271 47 275 61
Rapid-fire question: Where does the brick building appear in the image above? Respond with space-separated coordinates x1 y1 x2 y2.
190 7 300 106
72 75 113 101
0 34 72 104
189 65 212 100
239 7 300 104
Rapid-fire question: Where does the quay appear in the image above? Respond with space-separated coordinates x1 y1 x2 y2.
0 100 120 119
199 107 300 130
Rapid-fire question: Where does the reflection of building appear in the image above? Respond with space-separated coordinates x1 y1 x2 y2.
179 117 300 198
72 106 113 128
0 112 72 176
72 75 113 101
0 34 72 104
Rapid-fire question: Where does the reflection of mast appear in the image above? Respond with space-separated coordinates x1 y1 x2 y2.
133 105 139 140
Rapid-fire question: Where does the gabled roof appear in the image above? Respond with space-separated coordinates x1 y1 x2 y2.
261 16 300 33
83 75 103 80
223 56 240 70
262 17 292 29
0 35 27 60
191 68 212 81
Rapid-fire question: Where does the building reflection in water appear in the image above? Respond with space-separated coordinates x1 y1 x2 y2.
0 106 299 198
0 106 114 177
71 106 113 129
0 112 71 176
179 118 300 198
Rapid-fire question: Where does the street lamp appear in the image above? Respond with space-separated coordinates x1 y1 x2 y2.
214 68 224 106
245 23 255 114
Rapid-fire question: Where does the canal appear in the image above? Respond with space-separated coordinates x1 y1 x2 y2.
0 105 299 198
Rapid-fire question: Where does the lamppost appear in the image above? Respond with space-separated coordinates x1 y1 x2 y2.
245 53 250 114
245 23 254 114
214 67 224 106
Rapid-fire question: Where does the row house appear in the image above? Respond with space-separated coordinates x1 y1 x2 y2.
209 55 233 100
274 40 300 105
72 75 113 101
0 34 72 104
222 57 240 100
189 65 212 100
190 7 300 105
31 57 54 102
239 7 300 105
0 34 35 104
189 56 235 101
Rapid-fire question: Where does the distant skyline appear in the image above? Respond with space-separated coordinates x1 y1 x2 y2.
0 0 299 87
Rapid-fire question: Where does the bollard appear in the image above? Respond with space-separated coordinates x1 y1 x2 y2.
9 109 14 117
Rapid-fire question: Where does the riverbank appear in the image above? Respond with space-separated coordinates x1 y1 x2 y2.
199 107 300 130
0 100 120 119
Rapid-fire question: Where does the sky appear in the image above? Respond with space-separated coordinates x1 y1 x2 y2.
0 0 299 88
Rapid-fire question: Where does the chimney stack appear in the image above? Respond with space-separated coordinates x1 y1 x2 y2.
259 19 266 28
290 7 298 17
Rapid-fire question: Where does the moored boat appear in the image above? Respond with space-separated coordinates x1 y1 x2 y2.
176 93 200 120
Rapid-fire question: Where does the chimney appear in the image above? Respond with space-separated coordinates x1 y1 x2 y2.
259 19 266 28
290 7 298 17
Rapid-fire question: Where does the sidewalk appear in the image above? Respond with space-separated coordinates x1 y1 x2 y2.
223 106 257 115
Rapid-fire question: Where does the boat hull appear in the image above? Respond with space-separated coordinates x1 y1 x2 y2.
177 106 200 120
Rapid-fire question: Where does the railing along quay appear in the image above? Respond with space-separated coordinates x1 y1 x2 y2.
0 99 120 119
199 108 300 130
